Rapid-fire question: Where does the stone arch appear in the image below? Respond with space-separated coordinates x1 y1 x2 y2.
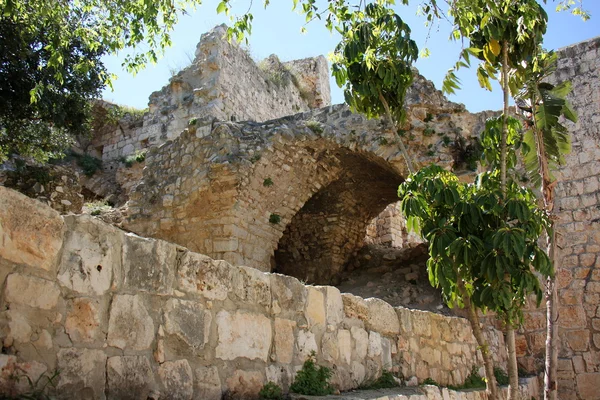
126 100 487 279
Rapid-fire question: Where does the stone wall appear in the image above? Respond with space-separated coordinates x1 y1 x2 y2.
91 25 330 164
125 73 493 284
0 186 510 399
530 37 599 400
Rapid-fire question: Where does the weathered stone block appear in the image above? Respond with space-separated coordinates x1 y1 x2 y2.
342 293 369 322
177 251 232 300
0 186 64 272
274 318 296 364
338 329 352 365
0 355 48 396
368 331 382 358
351 326 369 360
576 373 600 400
65 297 102 343
215 310 272 361
364 298 400 336
225 370 264 400
321 331 339 363
107 356 155 400
195 366 222 400
159 360 194 400
107 294 155 350
231 265 271 308
305 287 326 328
123 234 176 294
57 348 107 400
57 215 122 295
4 274 60 310
270 273 307 315
296 329 318 361
322 286 344 326
164 298 211 350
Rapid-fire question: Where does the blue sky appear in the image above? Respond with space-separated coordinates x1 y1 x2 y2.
101 1 600 113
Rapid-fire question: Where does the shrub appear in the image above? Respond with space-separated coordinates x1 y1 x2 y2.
269 214 281 224
263 178 274 187
122 150 147 167
306 120 323 134
77 154 102 177
290 352 334 396
259 382 283 400
85 200 112 216
494 367 509 386
359 370 398 390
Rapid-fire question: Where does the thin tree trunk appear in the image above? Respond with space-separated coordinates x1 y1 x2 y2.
378 91 415 174
500 39 520 400
545 228 559 400
528 79 559 400
457 278 499 400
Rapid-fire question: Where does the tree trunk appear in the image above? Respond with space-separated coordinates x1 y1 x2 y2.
506 327 520 400
457 279 499 400
500 39 520 400
544 227 559 400
378 91 415 174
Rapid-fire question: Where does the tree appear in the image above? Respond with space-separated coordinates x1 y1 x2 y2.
398 161 552 400
0 12 106 162
515 49 576 400
330 1 418 173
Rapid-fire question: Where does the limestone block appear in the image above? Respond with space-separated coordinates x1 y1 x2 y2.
368 331 382 358
107 294 155 350
274 318 296 364
364 298 400 335
266 364 293 391
231 265 271 308
57 348 107 400
350 361 366 386
305 287 326 328
342 293 369 321
107 356 155 400
338 329 352 365
123 234 177 294
195 366 222 400
225 370 264 400
321 331 339 363
381 337 392 369
296 329 318 361
5 309 32 343
322 286 344 326
57 215 122 295
164 298 211 350
64 297 102 343
576 373 600 399
0 355 48 396
0 186 64 272
4 274 60 310
177 251 233 300
351 326 369 360
159 360 194 400
215 310 272 361
270 273 307 315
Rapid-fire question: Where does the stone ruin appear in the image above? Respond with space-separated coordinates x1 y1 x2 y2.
0 24 598 400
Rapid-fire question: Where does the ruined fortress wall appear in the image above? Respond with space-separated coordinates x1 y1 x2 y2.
548 37 600 400
95 25 330 163
0 186 519 399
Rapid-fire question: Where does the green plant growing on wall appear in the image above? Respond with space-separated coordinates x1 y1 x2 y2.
290 352 334 396
259 382 284 400
359 370 398 390
122 150 147 168
263 177 274 187
269 214 281 224
305 120 323 134
76 154 103 177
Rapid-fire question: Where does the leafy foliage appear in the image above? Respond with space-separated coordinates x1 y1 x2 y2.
269 214 281 224
494 367 510 386
398 163 552 325
448 367 486 390
331 2 417 123
359 370 399 390
0 13 105 162
76 154 103 177
290 352 334 396
258 382 284 400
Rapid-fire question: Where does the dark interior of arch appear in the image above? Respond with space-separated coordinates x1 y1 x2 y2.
273 150 404 285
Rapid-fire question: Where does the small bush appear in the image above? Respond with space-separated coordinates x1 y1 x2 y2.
259 382 283 400
269 214 281 224
122 150 147 167
86 200 112 216
359 370 398 390
423 126 436 136
263 178 274 187
424 112 434 122
448 366 485 391
422 377 438 386
250 154 261 163
290 352 334 396
77 154 102 177
306 120 323 134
